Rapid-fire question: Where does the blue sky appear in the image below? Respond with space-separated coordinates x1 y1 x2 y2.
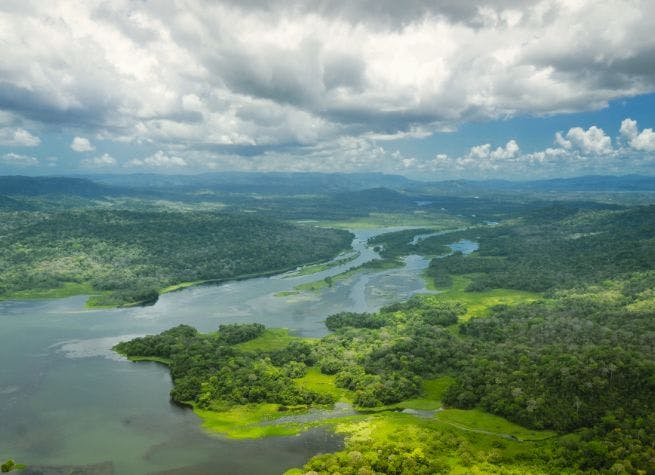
393 94 655 158
1 1 654 179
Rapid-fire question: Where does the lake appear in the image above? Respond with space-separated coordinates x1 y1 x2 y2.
0 228 477 474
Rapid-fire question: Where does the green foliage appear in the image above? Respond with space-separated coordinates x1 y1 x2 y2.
381 296 465 326
115 202 655 473
296 413 548 475
423 275 539 320
0 460 14 473
428 205 655 293
115 324 332 408
0 460 24 473
217 323 265 344
0 209 352 306
368 228 453 258
325 312 389 330
117 275 655 471
294 258 403 292
234 328 300 353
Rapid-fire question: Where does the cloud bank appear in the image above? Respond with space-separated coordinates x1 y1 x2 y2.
0 1 654 176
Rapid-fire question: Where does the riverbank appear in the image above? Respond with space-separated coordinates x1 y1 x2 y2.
292 258 404 293
0 247 357 309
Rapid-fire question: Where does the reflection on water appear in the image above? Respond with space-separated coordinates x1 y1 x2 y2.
0 228 475 475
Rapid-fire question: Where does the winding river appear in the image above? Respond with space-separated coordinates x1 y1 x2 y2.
0 228 477 475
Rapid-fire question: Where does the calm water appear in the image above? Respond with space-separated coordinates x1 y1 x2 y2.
0 228 477 475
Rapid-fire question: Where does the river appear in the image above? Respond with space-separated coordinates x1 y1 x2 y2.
0 228 477 475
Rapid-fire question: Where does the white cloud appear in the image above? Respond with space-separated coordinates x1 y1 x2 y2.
81 153 116 167
0 152 39 166
70 136 95 152
100 116 655 178
555 126 613 155
468 140 520 161
126 151 188 168
422 119 655 179
0 0 652 170
0 128 41 147
620 118 655 152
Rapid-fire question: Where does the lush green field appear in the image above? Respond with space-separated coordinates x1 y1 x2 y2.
234 328 303 352
424 275 540 320
286 411 554 475
195 403 305 439
295 367 353 402
435 409 557 441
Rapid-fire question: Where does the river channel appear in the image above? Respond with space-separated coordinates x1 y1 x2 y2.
0 228 477 474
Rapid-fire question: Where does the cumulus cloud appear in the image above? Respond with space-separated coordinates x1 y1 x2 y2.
97 115 655 178
126 151 188 168
554 126 613 155
0 128 40 146
81 153 116 167
70 136 95 152
0 0 653 173
423 117 655 179
469 140 520 160
0 152 39 166
620 118 655 152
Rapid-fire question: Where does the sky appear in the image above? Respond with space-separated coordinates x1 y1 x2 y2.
0 0 654 180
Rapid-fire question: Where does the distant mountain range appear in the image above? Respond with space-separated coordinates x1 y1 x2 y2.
86 172 415 194
433 175 655 192
1 173 655 204
0 175 129 198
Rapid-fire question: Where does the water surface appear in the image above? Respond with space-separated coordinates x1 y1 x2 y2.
0 228 476 474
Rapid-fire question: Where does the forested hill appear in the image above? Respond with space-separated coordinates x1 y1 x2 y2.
0 210 353 307
0 175 125 197
90 171 416 194
427 204 655 292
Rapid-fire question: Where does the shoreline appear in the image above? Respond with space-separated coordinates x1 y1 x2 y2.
0 243 356 309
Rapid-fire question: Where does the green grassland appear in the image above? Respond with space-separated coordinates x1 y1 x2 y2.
194 403 306 439
0 281 95 302
285 410 554 475
191 367 557 468
424 274 540 320
295 367 353 402
435 409 557 441
233 328 305 352
395 376 455 410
